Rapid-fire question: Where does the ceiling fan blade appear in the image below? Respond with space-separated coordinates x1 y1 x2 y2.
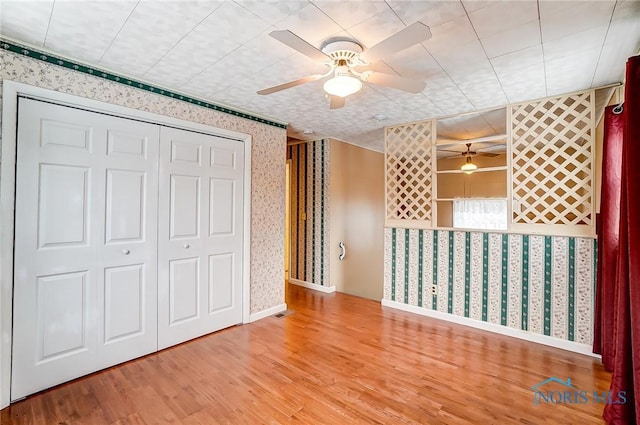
476 152 500 157
359 21 432 64
269 30 332 62
363 72 426 93
257 74 325 95
329 95 345 110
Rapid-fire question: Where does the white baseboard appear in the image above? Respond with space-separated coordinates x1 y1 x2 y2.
289 278 336 293
248 303 287 323
381 299 599 358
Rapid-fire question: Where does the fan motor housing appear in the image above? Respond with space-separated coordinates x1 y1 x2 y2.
321 40 363 65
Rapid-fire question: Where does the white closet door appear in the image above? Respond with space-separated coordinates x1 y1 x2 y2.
12 98 159 400
158 127 244 349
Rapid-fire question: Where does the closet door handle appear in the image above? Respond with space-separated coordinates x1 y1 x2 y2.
122 249 130 255
183 243 190 249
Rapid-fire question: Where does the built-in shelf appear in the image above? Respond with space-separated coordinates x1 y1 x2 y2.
436 197 508 202
436 166 507 174
435 134 507 148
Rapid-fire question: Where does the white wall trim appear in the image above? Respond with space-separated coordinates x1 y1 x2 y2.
0 80 254 408
248 303 287 323
381 299 600 358
242 136 252 325
289 279 336 293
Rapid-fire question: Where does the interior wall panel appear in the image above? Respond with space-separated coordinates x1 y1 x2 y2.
384 228 596 345
287 140 329 286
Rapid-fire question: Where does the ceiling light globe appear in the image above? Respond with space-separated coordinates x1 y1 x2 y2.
324 75 362 98
461 162 477 174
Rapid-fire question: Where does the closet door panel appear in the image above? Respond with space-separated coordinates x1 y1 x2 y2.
12 99 159 400
158 127 244 349
97 117 159 369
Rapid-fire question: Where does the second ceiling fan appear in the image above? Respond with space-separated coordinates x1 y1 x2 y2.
257 21 432 109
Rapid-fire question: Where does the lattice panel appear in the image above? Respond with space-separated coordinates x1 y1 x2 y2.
510 91 593 227
385 120 434 222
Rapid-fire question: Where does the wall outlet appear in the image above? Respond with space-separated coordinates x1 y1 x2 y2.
431 285 437 295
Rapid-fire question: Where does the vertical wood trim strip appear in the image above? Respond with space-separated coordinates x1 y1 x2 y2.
432 230 438 310
464 232 471 318
544 236 552 336
482 233 489 321
320 140 326 286
295 145 300 279
303 142 307 281
568 237 575 341
448 231 454 314
391 228 397 301
522 234 529 331
501 233 508 326
418 230 424 308
312 142 316 283
404 229 410 304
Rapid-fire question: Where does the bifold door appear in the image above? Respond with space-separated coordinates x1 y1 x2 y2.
157 127 244 349
11 97 244 401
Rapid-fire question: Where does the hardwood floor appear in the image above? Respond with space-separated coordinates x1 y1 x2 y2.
2 283 610 424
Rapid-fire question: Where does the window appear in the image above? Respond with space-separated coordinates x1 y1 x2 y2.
453 198 507 230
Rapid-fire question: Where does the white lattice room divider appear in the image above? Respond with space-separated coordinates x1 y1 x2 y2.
510 90 595 236
385 119 434 227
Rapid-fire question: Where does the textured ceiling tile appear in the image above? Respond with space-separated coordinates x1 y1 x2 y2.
612 0 640 20
422 72 467 101
545 51 600 95
313 1 391 29
433 96 475 116
460 0 497 14
0 0 53 46
346 7 406 49
143 2 271 86
99 0 222 76
468 0 538 39
236 1 309 25
392 1 467 27
276 3 342 45
451 62 508 110
497 62 547 103
490 45 544 73
481 20 541 59
543 24 609 62
381 44 441 79
44 1 138 63
540 1 615 43
426 15 478 49
592 14 640 86
243 27 300 63
429 38 487 72
2 0 635 150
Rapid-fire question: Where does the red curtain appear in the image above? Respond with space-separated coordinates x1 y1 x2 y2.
593 105 624 369
595 55 640 425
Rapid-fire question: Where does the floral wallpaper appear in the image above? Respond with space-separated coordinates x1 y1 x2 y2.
0 49 287 314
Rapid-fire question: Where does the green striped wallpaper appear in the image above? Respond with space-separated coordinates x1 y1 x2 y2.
384 228 596 345
288 140 330 286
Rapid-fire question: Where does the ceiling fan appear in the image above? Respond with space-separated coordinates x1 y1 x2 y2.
256 22 432 109
439 143 501 174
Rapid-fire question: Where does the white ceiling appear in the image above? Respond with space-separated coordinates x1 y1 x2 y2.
1 0 639 151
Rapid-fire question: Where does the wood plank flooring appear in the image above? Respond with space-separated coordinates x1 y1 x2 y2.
2 283 610 424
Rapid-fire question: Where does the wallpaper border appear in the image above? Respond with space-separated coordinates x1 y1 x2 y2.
0 38 287 130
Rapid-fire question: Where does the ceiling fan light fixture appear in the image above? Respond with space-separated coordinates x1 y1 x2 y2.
461 156 477 174
323 66 362 97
